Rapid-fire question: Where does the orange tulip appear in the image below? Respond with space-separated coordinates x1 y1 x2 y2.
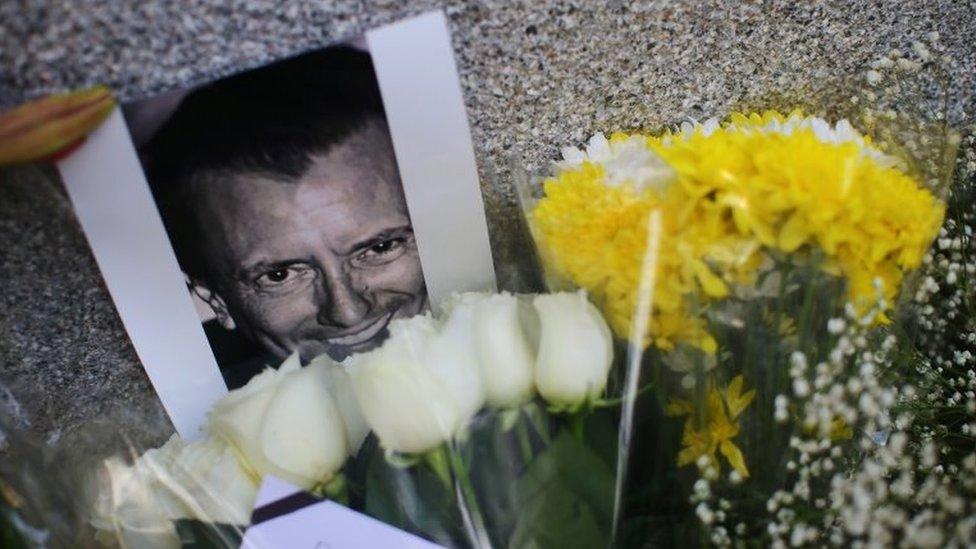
0 86 115 166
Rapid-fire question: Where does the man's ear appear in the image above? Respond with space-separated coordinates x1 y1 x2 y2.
188 278 236 331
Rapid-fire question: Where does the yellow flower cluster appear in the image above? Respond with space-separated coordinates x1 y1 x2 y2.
531 111 945 350
666 375 756 477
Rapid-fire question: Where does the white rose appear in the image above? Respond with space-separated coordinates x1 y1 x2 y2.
91 437 183 548
434 294 488 419
92 434 259 545
210 353 350 489
310 355 371 457
465 292 537 407
533 291 614 407
169 435 258 525
346 314 484 454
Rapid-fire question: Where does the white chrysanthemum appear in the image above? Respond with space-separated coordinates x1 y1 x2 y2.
558 132 674 192
673 113 902 169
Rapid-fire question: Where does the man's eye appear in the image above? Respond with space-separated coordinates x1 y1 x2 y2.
371 240 397 254
254 265 312 289
265 269 290 282
352 237 409 267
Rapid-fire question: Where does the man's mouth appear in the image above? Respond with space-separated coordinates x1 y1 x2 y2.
325 311 395 349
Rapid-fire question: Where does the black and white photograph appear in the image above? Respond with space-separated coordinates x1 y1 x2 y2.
56 12 495 436
128 44 429 389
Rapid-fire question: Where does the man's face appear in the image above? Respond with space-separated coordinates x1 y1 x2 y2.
191 121 427 363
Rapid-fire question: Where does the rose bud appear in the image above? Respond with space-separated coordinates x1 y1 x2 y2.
346 314 483 454
257 358 351 489
91 438 183 548
208 365 281 480
532 291 614 408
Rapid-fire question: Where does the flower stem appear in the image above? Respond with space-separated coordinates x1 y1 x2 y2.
321 473 348 505
569 412 586 441
424 446 453 491
515 412 535 465
595 381 656 407
445 442 491 549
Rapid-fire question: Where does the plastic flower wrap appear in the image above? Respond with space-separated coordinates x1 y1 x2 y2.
527 102 961 545
349 290 620 548
90 435 257 548
83 351 370 547
63 290 622 549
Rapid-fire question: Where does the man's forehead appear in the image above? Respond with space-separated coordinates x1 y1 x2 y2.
304 120 399 181
191 119 399 196
188 123 409 265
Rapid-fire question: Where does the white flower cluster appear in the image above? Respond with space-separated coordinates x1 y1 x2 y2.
673 112 901 169
346 290 614 454
92 290 616 542
759 129 976 547
557 132 675 192
688 475 734 547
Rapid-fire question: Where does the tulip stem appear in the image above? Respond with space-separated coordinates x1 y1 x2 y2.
446 443 491 549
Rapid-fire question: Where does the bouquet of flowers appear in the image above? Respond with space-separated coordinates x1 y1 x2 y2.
3 33 975 549
520 39 975 544
82 105 973 548
86 290 626 548
526 107 953 544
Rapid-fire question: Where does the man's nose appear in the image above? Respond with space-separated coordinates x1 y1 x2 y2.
317 271 370 329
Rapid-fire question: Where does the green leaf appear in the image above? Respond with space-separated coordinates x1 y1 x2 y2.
507 429 616 549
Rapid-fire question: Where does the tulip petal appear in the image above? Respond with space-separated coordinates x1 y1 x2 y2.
0 86 115 166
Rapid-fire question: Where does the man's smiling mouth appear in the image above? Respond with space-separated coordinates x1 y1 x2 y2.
325 311 395 348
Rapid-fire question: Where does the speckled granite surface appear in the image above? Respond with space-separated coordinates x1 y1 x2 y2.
0 1 974 443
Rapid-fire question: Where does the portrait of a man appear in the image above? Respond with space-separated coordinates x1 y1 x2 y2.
138 46 428 388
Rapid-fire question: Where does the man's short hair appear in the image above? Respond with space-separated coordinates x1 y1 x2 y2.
142 46 387 283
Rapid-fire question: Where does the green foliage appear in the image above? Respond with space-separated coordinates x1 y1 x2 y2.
174 519 242 549
506 429 615 549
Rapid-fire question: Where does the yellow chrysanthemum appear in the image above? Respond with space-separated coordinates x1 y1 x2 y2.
532 110 944 350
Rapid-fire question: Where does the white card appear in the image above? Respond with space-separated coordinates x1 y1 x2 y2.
240 476 444 549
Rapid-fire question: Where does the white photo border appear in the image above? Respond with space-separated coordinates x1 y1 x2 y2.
57 10 495 438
